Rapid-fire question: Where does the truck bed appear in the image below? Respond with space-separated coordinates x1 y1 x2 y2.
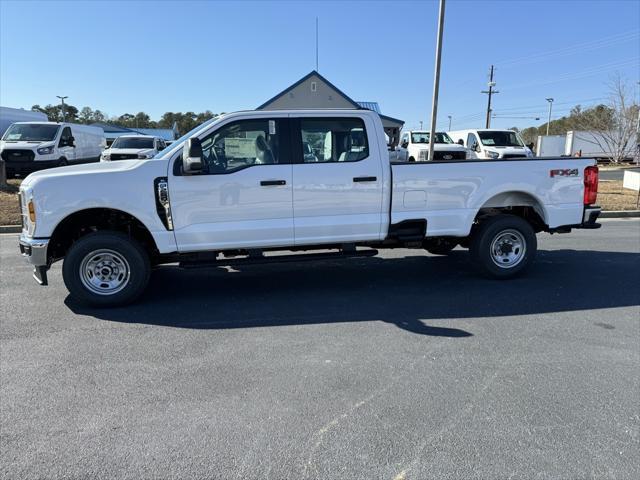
390 157 595 237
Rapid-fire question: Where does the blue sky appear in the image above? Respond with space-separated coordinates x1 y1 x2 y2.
1 0 639 131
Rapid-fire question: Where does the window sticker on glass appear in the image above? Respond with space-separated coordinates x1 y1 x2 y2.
225 138 256 158
269 120 276 135
6 134 21 140
483 138 495 145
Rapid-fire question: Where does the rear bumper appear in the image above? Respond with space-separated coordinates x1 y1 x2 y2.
18 234 50 285
580 205 601 229
548 205 601 233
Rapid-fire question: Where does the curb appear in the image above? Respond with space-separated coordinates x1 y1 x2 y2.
0 225 22 234
600 210 640 218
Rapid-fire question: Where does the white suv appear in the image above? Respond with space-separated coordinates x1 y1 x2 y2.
101 135 166 162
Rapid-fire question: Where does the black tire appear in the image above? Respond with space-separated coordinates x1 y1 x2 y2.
426 239 458 255
57 158 68 167
470 214 537 279
62 231 150 307
408 156 416 163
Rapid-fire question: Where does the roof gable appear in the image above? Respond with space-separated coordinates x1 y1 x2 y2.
257 70 361 110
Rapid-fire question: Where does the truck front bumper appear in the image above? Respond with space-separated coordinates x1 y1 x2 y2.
19 233 50 285
6 160 59 176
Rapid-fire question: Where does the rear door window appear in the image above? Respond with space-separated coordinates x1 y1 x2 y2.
298 118 369 163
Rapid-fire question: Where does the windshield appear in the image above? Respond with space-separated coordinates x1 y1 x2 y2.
155 116 221 160
112 137 155 149
478 131 524 147
2 124 59 142
411 132 453 144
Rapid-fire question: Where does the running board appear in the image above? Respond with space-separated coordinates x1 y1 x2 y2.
179 248 378 269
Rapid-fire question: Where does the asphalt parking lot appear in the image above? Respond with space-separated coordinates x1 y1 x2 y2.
1 219 639 480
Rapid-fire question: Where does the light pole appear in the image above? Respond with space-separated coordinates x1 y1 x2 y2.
428 0 446 162
546 98 554 136
419 121 423 130
447 115 452 130
56 95 68 122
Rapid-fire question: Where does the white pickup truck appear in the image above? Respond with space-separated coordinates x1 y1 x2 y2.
397 130 474 162
18 109 601 307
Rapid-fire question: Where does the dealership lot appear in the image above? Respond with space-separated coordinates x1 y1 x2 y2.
1 219 639 479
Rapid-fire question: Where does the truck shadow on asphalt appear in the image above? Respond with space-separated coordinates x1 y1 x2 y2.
66 249 640 337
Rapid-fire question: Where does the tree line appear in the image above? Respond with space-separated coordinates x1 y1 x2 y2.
29 104 220 136
512 75 639 163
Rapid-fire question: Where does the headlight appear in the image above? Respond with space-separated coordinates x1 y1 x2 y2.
486 150 500 159
20 191 36 236
37 145 54 155
138 152 154 159
28 200 36 223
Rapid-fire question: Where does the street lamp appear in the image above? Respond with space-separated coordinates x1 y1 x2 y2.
56 95 68 122
545 98 554 136
447 115 452 130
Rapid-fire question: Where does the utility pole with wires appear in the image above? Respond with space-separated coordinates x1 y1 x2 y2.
315 17 319 71
448 115 452 130
481 65 498 128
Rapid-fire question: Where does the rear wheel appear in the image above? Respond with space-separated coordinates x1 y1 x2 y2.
57 158 68 167
470 215 536 278
62 231 150 307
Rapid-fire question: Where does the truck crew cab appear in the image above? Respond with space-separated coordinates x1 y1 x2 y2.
18 110 600 307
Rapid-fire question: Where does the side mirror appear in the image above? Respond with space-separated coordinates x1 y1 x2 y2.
68 136 75 147
182 137 203 173
401 141 408 148
474 144 481 153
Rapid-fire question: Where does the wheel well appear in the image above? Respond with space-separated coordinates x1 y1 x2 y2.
475 192 547 232
48 208 159 262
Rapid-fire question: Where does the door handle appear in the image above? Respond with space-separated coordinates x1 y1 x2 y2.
260 180 286 186
353 176 377 182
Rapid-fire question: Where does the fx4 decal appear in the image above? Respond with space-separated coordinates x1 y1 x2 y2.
550 168 579 178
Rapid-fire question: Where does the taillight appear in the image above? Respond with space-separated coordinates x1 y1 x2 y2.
584 165 598 205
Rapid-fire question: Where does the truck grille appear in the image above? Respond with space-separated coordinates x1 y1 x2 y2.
433 151 466 161
1 149 35 162
110 153 138 160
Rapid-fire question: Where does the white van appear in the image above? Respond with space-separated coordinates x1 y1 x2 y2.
0 122 105 176
101 135 166 162
448 129 533 159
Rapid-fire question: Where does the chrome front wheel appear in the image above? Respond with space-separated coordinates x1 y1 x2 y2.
79 249 131 295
